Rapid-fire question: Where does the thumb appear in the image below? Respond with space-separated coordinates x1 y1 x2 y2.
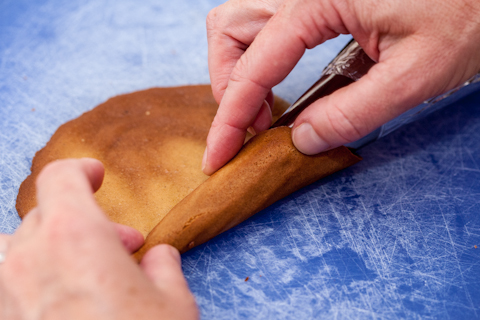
139 244 190 291
140 245 199 319
291 50 446 154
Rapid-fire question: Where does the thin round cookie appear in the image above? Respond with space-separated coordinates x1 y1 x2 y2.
16 85 289 236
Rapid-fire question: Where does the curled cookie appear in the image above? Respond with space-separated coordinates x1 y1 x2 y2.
133 127 360 260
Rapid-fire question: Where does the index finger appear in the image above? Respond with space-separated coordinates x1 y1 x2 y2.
204 0 342 174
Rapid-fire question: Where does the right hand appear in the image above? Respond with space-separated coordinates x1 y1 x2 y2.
203 0 480 175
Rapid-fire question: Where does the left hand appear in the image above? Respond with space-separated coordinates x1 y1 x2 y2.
0 159 198 319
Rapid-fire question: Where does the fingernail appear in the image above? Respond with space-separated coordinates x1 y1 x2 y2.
247 126 256 135
292 122 330 155
201 147 208 172
263 99 271 111
262 100 272 127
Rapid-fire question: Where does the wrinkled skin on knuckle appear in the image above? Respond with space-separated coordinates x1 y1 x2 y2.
229 56 270 94
206 6 220 33
286 0 345 49
208 0 281 45
210 78 228 104
228 52 251 85
206 1 243 35
324 102 366 145
209 114 231 135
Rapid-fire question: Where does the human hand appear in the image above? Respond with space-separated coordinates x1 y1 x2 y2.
203 0 480 175
0 159 198 319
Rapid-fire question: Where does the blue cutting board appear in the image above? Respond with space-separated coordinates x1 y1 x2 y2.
1 0 479 318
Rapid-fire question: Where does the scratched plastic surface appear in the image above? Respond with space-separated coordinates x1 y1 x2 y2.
1 1 479 319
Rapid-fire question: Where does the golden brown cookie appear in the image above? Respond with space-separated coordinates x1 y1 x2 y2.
133 127 360 260
16 85 289 236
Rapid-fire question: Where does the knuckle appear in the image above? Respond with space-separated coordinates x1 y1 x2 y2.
210 115 223 130
206 6 227 31
210 78 227 103
206 7 218 30
325 105 365 144
230 59 269 92
229 60 247 83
